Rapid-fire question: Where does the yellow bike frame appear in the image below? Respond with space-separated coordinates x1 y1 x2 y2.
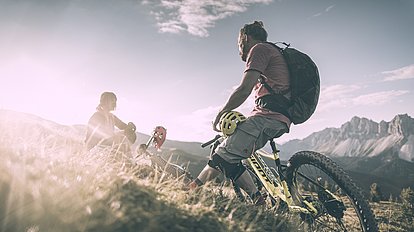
247 149 318 215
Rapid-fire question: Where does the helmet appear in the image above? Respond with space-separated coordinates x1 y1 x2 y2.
219 111 246 136
153 126 167 149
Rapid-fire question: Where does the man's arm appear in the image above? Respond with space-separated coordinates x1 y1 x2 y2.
213 70 261 131
113 115 128 130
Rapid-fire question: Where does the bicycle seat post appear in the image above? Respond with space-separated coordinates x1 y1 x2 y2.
269 139 285 180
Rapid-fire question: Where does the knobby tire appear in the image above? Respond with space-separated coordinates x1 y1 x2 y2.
285 151 378 232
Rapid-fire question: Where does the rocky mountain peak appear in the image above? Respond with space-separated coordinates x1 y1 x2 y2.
337 114 414 139
339 116 379 139
280 113 414 162
388 114 414 137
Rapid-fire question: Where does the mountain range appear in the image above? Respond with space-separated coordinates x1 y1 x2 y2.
279 114 414 162
0 109 413 197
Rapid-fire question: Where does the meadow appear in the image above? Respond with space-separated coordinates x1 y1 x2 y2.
0 122 297 232
0 112 412 232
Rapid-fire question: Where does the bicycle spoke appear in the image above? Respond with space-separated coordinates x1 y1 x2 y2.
288 160 370 231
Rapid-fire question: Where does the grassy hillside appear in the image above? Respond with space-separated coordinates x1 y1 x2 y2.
3 142 413 232
1 110 413 231
0 130 298 231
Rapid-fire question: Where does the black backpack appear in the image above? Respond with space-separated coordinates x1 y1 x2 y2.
255 42 320 125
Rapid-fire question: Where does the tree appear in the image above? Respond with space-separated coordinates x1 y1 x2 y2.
397 187 414 231
388 194 394 202
369 183 383 202
400 187 414 216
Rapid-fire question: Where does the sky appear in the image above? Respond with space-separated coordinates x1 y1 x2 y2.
0 0 413 144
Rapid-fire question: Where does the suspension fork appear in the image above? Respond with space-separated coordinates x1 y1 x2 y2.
269 140 294 206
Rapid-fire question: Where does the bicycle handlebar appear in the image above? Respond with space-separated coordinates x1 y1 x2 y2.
201 135 221 148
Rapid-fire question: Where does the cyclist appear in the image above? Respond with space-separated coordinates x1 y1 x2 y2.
189 21 291 205
85 92 136 152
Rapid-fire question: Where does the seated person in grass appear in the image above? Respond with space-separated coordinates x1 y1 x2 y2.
85 92 136 152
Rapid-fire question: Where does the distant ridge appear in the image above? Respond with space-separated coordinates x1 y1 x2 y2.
1 110 412 163
280 114 414 162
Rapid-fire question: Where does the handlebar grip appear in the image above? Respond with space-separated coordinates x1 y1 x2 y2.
201 135 221 148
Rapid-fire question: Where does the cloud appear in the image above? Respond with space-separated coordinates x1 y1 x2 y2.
143 0 273 37
171 105 219 141
351 90 409 105
317 84 362 111
325 5 335 12
311 4 335 18
321 84 362 99
382 64 414 81
317 84 409 112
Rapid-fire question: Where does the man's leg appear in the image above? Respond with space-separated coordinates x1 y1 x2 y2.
190 164 221 188
191 153 264 204
190 116 287 205
211 154 263 203
234 169 258 197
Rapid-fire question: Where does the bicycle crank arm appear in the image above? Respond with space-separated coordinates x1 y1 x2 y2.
288 205 313 214
288 200 319 216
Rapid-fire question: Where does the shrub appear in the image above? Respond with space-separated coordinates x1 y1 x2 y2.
370 183 383 202
400 187 414 217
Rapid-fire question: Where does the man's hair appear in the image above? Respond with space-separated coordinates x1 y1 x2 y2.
240 21 268 41
100 92 117 105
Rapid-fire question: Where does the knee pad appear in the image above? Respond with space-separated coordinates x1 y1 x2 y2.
208 154 246 181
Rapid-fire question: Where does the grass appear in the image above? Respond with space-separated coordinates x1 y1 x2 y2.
0 118 412 232
0 128 298 232
372 201 414 232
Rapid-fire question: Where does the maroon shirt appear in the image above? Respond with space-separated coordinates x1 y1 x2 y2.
244 42 291 128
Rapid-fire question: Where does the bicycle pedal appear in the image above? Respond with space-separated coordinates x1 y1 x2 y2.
254 195 266 206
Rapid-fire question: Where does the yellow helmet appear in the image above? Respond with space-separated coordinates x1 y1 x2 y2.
219 111 247 136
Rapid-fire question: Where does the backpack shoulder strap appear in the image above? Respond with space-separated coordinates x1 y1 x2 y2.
258 75 276 95
265 41 290 52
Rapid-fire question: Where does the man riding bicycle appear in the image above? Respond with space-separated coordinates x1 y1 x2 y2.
189 21 291 205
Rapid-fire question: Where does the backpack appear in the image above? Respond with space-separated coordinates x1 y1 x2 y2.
255 42 320 125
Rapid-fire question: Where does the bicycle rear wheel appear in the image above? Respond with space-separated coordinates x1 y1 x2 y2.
285 151 378 232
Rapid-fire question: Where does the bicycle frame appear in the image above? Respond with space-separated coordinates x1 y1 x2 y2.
202 135 377 231
248 147 318 215
202 135 343 216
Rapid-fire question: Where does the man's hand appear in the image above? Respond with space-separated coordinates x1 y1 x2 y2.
212 70 259 132
127 122 136 131
212 111 225 132
123 122 137 143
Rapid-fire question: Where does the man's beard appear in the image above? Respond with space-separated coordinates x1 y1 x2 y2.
241 45 249 62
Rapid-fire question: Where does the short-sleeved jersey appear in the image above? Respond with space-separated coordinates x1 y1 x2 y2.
85 108 127 149
244 42 291 128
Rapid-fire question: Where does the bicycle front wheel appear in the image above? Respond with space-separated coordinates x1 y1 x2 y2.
285 151 378 232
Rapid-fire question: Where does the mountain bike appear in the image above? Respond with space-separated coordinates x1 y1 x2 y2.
134 126 193 184
201 135 378 232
